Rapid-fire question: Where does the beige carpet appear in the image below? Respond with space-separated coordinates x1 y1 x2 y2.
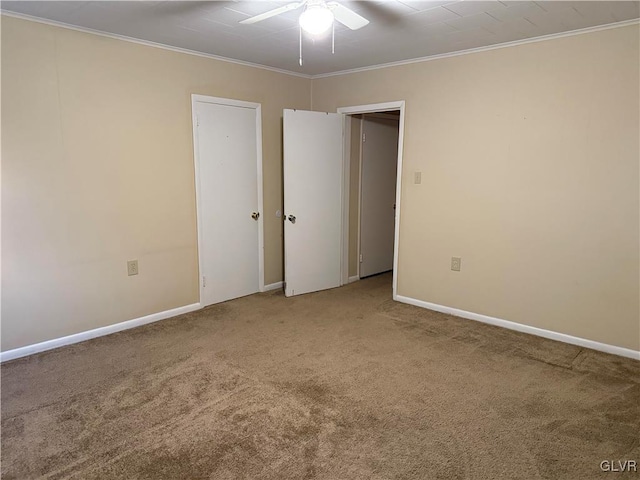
2 273 638 479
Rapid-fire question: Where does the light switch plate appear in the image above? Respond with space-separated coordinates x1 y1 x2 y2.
414 172 422 184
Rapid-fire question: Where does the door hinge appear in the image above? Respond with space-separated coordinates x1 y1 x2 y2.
196 116 200 127
362 133 366 143
359 254 363 263
202 276 206 287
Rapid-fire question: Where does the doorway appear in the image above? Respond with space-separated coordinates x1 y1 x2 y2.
338 101 405 298
280 102 405 299
191 95 264 307
358 112 400 278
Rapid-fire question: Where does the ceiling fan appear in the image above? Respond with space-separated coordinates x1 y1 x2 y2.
239 0 370 65
240 1 369 32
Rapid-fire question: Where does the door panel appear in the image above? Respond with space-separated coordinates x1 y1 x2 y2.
360 116 399 278
194 101 260 306
283 109 343 297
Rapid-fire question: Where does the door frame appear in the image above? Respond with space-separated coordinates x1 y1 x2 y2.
337 101 406 299
191 94 265 306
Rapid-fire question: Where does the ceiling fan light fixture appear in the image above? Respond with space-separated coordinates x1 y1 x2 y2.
299 5 334 35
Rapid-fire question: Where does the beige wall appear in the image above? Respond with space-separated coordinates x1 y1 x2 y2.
3 16 638 353
1 16 310 350
313 24 640 351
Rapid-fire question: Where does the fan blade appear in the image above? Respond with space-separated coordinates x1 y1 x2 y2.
353 1 405 26
239 2 306 25
327 2 369 30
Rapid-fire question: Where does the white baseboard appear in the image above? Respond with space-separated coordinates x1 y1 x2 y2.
6 294 636 362
394 295 640 360
0 303 201 363
348 276 360 283
263 281 283 292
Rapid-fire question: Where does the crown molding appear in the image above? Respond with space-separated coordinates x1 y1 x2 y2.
311 18 640 79
0 10 313 80
2 10 637 81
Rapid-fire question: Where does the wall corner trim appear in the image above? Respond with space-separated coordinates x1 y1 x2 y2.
311 19 640 79
263 281 284 292
393 295 640 360
0 11 312 79
0 303 202 363
348 276 360 283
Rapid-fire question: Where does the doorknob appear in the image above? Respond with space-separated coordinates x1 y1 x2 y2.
251 212 260 220
287 215 296 224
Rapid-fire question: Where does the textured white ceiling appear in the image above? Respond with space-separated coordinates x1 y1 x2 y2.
2 1 638 76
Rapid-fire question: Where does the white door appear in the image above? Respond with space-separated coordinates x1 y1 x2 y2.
193 97 263 306
360 115 399 278
283 109 343 297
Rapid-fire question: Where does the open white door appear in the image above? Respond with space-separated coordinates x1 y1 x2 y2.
283 109 343 297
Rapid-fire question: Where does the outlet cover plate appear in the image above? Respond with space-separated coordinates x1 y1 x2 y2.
451 257 461 272
127 260 139 276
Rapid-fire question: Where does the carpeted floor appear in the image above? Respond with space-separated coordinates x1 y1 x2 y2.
1 273 638 479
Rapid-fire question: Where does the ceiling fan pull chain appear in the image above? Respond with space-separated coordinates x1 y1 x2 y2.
332 22 335 54
299 25 303 66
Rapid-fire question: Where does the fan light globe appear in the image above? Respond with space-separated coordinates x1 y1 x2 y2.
299 5 334 35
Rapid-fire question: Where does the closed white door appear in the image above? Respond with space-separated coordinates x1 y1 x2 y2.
360 115 399 278
283 109 343 297
193 97 262 306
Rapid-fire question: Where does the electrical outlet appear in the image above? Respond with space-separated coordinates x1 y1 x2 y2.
127 260 139 276
414 172 422 184
451 257 461 272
